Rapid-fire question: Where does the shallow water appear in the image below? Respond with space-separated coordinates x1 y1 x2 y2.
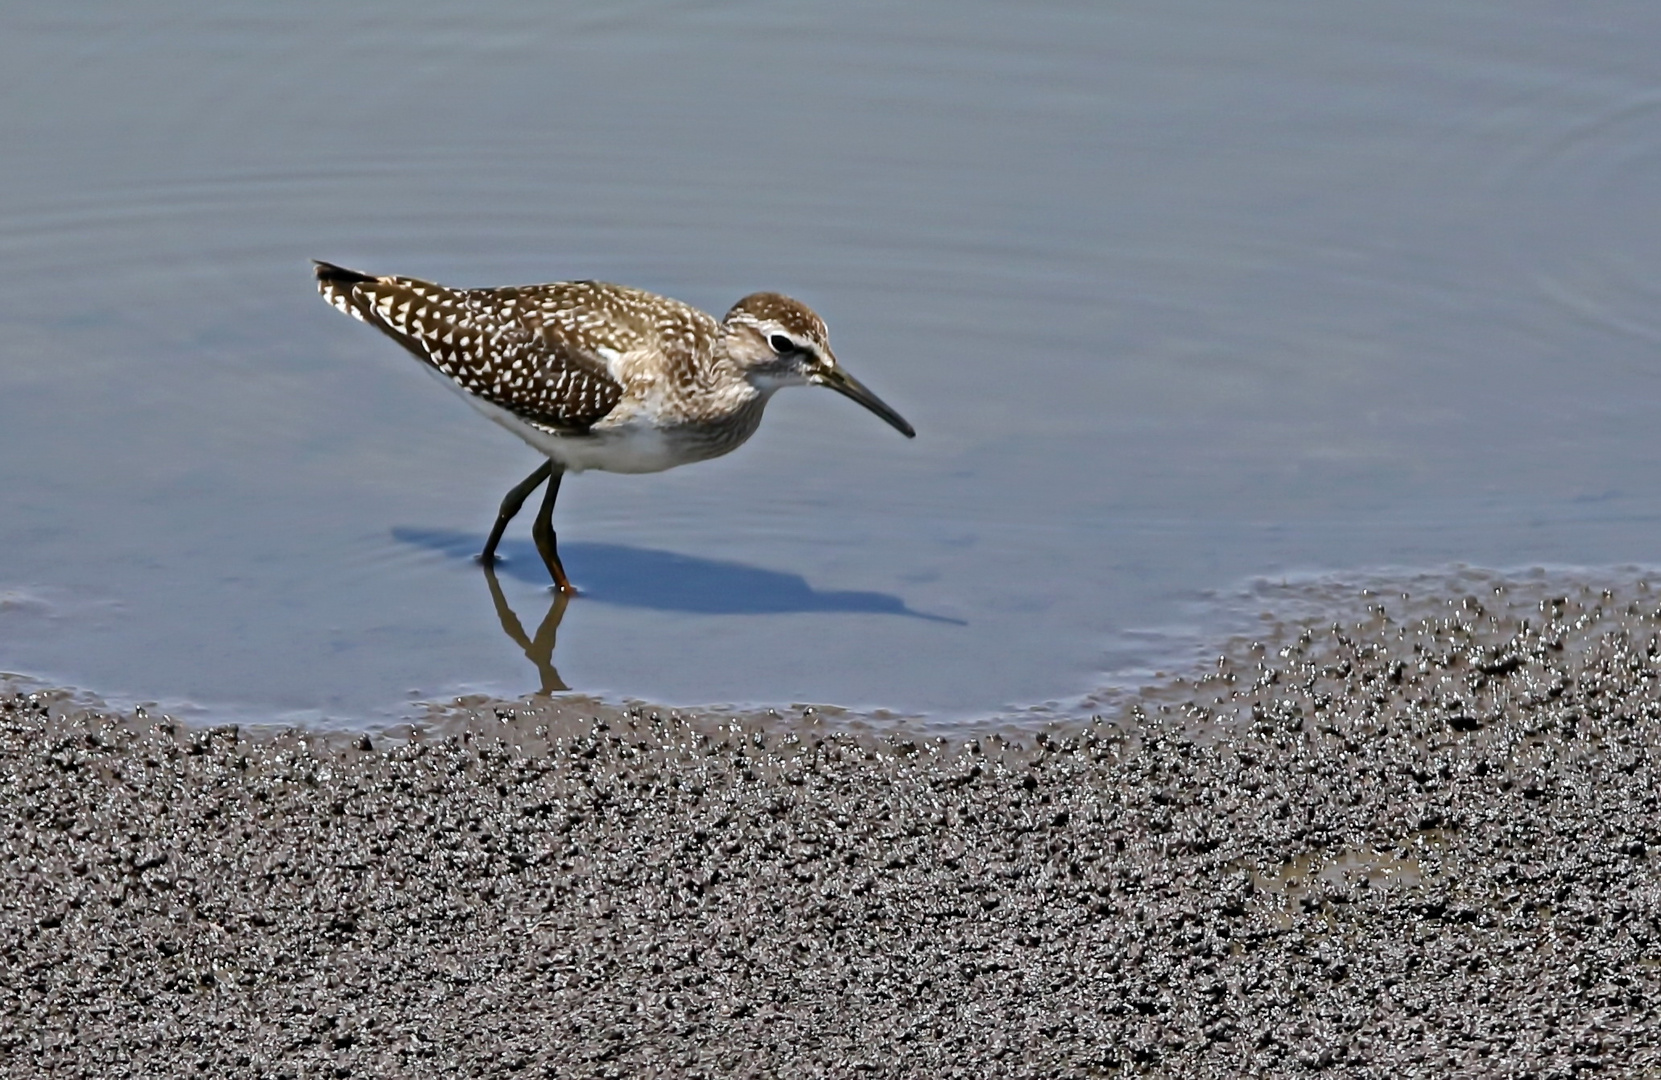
4 2 1661 725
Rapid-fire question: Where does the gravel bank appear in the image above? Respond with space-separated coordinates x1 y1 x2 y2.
2 579 1659 1076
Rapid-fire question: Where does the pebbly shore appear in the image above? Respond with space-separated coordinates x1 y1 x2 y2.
2 579 1659 1077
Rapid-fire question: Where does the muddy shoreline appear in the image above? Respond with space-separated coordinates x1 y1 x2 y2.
3 580 1659 1076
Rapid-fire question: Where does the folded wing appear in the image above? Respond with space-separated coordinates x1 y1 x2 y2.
314 261 624 433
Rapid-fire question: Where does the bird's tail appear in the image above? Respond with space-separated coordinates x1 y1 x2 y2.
313 260 379 322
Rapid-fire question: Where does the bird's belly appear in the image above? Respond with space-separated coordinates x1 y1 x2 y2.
463 397 713 474
547 424 690 475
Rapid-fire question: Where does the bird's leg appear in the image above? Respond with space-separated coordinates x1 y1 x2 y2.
480 460 553 565
531 465 577 595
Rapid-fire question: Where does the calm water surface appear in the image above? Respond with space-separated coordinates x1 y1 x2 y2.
4 2 1661 725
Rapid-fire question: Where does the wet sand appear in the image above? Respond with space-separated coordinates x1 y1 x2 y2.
3 580 1659 1076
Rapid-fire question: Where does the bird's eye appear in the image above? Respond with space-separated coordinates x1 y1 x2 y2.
768 334 795 354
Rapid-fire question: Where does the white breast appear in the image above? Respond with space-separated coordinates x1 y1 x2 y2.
461 395 695 474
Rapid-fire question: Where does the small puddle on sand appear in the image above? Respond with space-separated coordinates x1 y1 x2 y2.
1243 842 1432 932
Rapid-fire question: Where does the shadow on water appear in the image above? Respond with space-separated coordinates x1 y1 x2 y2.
392 527 964 623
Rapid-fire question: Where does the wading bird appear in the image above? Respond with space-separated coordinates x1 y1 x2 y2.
314 261 914 593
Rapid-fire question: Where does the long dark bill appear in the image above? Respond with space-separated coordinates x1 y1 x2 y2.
816 369 916 438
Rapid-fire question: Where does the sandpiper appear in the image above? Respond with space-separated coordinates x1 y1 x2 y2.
313 261 914 594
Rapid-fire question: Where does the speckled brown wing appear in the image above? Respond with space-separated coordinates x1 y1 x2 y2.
316 263 624 433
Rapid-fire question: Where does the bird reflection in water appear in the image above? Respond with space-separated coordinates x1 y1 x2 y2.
480 562 571 694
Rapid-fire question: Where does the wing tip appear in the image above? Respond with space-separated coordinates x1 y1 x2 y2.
312 259 378 286
313 260 382 320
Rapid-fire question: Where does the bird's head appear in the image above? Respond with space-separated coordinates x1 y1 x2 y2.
722 292 915 438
